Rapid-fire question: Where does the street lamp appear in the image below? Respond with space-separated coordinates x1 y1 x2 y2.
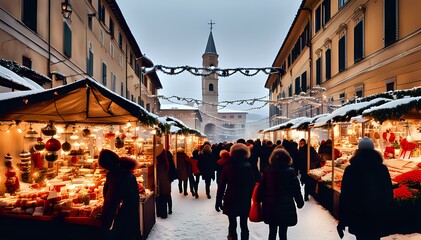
61 0 72 19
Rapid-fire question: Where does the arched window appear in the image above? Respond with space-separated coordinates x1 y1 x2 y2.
209 83 214 91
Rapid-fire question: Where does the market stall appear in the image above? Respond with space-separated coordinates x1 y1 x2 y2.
361 96 421 234
0 78 159 240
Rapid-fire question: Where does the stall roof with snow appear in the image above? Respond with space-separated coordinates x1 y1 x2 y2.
0 78 157 125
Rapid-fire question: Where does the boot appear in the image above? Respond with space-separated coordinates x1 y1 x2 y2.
227 235 238 240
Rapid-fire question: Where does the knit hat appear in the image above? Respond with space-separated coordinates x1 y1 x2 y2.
358 137 374 150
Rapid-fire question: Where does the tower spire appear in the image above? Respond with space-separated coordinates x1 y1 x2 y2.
204 20 217 54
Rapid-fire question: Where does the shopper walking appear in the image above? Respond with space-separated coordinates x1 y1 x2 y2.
99 149 141 240
337 137 393 240
215 143 255 240
257 148 304 240
297 138 322 201
198 144 217 199
190 148 201 198
156 144 172 218
176 147 192 196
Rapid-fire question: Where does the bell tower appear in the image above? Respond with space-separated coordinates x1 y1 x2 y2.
201 20 219 116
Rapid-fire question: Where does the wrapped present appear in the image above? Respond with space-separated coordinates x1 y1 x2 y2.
400 138 417 159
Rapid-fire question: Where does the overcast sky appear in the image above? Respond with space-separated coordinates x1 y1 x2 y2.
116 0 302 119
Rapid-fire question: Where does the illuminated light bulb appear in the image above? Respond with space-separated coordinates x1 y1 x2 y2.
17 128 22 133
127 122 132 127
70 134 79 140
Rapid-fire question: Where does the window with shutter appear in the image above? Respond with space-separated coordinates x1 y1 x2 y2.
63 22 72 58
316 57 322 85
325 49 331 80
338 36 346 72
354 20 364 62
23 0 37 32
102 62 107 86
295 77 301 95
315 6 321 33
87 43 94 76
301 71 307 93
384 0 398 47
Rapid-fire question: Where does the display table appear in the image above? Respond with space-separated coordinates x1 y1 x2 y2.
140 192 156 239
306 177 334 215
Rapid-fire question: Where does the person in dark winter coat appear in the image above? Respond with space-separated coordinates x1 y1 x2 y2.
337 137 393 240
216 149 231 184
197 144 217 199
176 147 192 196
297 138 322 201
215 143 255 240
156 144 172 218
247 139 261 182
282 140 300 176
260 141 275 173
257 148 304 240
190 149 201 198
99 149 141 240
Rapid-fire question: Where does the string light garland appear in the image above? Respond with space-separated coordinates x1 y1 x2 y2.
142 65 285 78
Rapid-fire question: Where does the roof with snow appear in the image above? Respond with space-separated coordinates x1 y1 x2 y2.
312 98 391 127
160 104 198 111
0 65 44 91
0 78 157 125
362 96 421 123
218 108 248 114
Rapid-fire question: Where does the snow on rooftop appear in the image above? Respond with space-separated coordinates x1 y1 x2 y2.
218 108 248 114
160 104 198 110
362 96 421 115
313 98 391 127
0 65 42 90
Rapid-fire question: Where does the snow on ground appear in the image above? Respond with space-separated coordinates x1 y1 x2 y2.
147 180 421 240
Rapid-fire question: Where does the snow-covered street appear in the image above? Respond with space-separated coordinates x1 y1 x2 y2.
148 180 421 240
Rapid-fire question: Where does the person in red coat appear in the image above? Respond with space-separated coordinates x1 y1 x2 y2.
215 143 255 240
99 149 141 240
257 148 304 240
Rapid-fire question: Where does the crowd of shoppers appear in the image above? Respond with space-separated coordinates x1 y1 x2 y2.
99 136 392 240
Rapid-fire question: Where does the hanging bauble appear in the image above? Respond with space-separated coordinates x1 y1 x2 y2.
45 138 61 152
34 141 46 151
45 152 59 162
41 122 57 136
62 141 71 152
82 128 91 138
115 137 124 148
105 131 116 140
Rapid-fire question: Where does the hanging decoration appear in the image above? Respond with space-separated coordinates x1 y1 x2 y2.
142 65 285 78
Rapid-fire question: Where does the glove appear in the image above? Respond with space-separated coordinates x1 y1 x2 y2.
296 200 304 209
215 200 223 212
336 223 345 239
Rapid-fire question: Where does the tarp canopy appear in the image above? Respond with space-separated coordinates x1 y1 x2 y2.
0 78 157 125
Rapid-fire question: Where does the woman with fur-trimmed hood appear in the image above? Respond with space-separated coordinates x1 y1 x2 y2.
216 143 255 240
99 149 141 240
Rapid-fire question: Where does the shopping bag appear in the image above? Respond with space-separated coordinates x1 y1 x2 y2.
249 183 263 222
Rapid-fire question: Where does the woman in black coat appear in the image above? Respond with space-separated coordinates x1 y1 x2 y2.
257 148 304 240
99 149 141 240
337 137 393 240
198 144 217 199
215 143 255 240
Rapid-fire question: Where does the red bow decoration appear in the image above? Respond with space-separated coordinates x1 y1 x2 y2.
399 138 417 159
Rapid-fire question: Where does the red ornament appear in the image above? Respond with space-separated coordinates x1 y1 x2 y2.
45 138 62 152
105 131 116 140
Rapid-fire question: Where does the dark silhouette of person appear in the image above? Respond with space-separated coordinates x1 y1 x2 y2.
216 143 255 240
99 149 141 240
337 137 393 240
257 148 304 240
297 138 322 201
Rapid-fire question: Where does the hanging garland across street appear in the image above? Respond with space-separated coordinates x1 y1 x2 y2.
142 65 286 77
